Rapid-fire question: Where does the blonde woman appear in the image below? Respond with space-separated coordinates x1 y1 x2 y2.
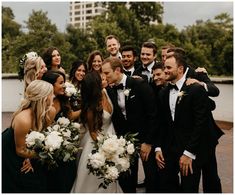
2 80 56 193
19 52 47 92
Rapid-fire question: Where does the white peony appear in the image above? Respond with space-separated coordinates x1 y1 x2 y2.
105 166 119 181
118 157 130 171
25 131 45 147
65 82 77 97
127 143 135 154
101 137 119 155
88 152 106 169
57 117 70 127
72 122 81 130
45 131 63 152
52 124 60 131
118 136 126 147
62 130 71 138
26 51 38 59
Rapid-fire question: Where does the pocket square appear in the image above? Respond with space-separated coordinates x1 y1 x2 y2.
130 95 135 99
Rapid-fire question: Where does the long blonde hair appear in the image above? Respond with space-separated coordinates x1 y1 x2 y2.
12 80 54 131
24 56 44 91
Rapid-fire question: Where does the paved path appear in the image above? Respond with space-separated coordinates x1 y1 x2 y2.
2 112 233 193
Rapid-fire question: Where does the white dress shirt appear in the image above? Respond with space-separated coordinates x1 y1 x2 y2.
141 61 155 82
116 74 127 118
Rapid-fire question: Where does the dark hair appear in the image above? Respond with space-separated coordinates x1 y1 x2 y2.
120 45 137 57
42 47 61 70
142 42 157 55
86 51 103 72
80 71 103 132
42 70 70 117
69 60 87 88
102 57 124 73
152 62 164 71
166 48 187 72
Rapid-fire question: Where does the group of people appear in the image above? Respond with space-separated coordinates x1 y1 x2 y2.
2 34 223 193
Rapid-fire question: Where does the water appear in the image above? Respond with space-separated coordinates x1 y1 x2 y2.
2 79 233 122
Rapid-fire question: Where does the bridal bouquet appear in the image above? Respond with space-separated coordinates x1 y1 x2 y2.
87 132 138 189
25 117 81 169
65 82 82 110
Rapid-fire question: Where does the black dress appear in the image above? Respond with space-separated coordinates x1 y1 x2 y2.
2 128 47 193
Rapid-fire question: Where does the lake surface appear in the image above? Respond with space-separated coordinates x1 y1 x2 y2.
2 79 233 122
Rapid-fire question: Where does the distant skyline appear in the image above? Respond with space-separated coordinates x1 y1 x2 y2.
2 1 233 32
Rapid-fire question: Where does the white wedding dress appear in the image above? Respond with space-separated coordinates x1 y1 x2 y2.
71 90 123 193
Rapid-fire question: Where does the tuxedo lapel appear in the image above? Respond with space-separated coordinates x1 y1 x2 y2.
163 87 173 123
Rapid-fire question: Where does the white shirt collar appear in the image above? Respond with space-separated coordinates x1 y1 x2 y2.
142 61 155 72
118 74 127 88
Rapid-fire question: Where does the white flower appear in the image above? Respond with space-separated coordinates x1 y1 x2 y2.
25 131 45 147
45 131 63 152
126 143 135 154
72 122 81 130
117 136 126 147
26 51 38 59
57 117 70 127
105 166 119 180
65 82 77 97
177 90 187 104
101 137 119 155
52 124 60 131
118 157 130 171
62 130 71 138
88 152 106 168
123 88 131 97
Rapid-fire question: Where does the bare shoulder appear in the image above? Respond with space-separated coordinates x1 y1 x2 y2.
12 110 32 134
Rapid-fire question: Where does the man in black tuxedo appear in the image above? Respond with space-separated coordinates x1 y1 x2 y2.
166 47 223 192
133 41 158 83
155 51 217 192
102 57 158 193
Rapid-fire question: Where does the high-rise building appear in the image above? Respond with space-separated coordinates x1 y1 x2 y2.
69 1 106 30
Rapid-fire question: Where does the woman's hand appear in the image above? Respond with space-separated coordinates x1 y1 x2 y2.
21 158 34 173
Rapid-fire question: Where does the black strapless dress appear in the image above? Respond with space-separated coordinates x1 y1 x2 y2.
2 128 47 193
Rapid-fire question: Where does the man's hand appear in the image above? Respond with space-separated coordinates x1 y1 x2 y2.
140 143 151 161
179 154 193 176
155 151 165 169
195 67 207 74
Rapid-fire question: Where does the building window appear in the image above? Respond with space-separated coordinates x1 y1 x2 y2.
86 3 92 8
75 11 80 15
75 5 80 9
86 10 92 14
75 17 80 21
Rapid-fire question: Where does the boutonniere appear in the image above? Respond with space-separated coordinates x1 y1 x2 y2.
123 88 131 98
177 91 187 104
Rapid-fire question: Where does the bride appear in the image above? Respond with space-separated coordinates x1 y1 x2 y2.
71 71 122 193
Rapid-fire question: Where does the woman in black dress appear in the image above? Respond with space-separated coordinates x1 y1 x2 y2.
2 80 55 193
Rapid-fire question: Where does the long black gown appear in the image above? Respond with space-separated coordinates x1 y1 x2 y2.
2 127 47 193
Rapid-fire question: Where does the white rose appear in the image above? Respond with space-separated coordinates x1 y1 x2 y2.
118 157 130 171
118 137 126 147
126 143 135 154
72 122 81 130
57 117 70 127
52 124 60 131
88 152 106 169
26 51 38 59
62 130 71 138
105 166 119 181
25 131 45 147
123 89 131 97
45 131 63 152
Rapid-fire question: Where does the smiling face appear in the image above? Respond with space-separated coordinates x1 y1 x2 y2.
75 64 86 81
51 50 61 67
121 50 136 70
106 38 120 57
164 56 183 83
92 55 103 71
140 47 156 66
152 68 166 86
53 75 65 96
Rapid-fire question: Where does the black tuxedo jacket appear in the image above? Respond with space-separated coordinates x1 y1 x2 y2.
157 82 215 163
107 76 157 145
186 66 219 97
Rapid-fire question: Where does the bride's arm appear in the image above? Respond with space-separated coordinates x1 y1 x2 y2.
86 110 99 141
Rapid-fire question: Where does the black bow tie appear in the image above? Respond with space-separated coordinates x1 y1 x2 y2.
140 66 149 72
168 83 178 90
124 70 131 76
113 83 124 90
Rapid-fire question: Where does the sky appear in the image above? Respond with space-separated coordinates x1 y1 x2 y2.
2 1 234 32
